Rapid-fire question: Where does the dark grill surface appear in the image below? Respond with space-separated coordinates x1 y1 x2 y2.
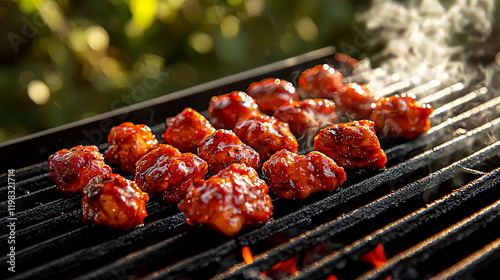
1 47 500 280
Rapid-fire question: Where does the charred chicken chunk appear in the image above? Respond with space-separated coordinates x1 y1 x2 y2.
246 78 299 114
233 114 299 162
262 150 346 199
298 64 344 99
178 163 273 236
370 93 433 139
82 173 149 231
335 83 380 119
273 99 338 137
48 145 112 195
162 108 216 153
134 144 181 174
314 120 387 170
208 91 261 129
104 122 159 174
135 148 207 202
198 129 260 174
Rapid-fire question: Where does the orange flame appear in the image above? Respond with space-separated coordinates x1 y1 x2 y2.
360 243 391 280
326 275 338 280
360 243 387 268
242 246 298 279
242 246 254 264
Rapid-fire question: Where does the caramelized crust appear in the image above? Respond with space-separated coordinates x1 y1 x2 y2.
246 78 299 114
162 108 216 153
104 122 159 174
135 144 181 175
48 145 112 195
198 129 260 174
262 150 346 199
298 64 344 99
370 93 433 139
178 163 273 236
314 120 387 170
82 173 149 231
135 147 207 202
233 114 299 162
273 99 338 137
208 91 261 129
335 83 380 119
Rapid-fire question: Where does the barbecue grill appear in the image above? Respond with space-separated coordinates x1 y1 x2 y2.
1 46 500 280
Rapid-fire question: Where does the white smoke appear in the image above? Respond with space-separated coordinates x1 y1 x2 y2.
355 0 497 90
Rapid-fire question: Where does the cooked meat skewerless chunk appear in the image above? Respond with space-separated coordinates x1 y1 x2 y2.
135 144 207 202
104 122 159 174
162 107 216 153
334 83 380 119
314 120 387 170
273 98 338 137
178 163 273 237
208 91 261 129
233 114 298 163
198 129 260 174
48 145 112 195
298 64 344 99
246 78 299 114
263 150 346 199
82 173 149 231
134 144 181 175
370 93 433 139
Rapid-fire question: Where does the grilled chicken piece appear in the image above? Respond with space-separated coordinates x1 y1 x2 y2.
162 107 216 153
198 129 260 174
246 78 299 114
370 93 433 139
263 150 346 199
104 122 159 174
298 64 344 99
135 145 207 202
178 163 273 237
273 98 338 137
233 114 299 163
208 91 261 129
334 83 380 119
314 120 387 170
48 145 112 195
82 173 149 231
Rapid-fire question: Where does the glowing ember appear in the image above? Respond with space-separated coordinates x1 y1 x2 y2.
264 257 298 279
326 275 338 280
242 246 254 264
360 243 391 280
241 246 298 279
360 243 387 268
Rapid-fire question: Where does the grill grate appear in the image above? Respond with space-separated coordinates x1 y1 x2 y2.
2 47 500 280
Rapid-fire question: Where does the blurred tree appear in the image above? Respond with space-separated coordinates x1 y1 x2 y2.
0 0 367 142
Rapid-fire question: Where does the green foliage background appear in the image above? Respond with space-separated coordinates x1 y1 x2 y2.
0 0 369 143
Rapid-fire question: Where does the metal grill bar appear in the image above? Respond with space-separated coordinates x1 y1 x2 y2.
429 237 500 280
288 167 500 280
357 199 500 280
0 199 173 254
418 82 465 104
430 87 488 118
0 185 58 216
6 213 186 280
0 196 81 230
214 141 500 280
